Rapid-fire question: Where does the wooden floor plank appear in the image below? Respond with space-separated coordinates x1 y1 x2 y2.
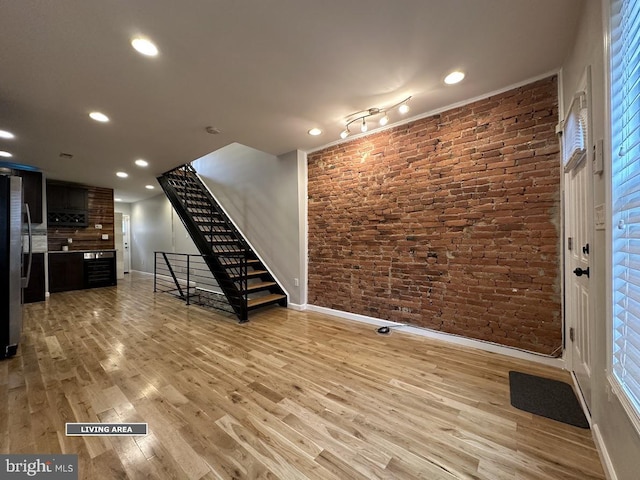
0 272 606 479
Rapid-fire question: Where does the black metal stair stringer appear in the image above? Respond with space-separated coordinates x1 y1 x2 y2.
157 164 287 321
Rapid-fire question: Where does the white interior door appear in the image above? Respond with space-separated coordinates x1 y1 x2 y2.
123 214 131 274
565 154 593 413
114 212 124 279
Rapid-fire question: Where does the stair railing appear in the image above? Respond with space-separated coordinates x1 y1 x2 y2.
154 251 234 313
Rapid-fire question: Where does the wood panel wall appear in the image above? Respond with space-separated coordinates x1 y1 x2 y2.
47 184 115 251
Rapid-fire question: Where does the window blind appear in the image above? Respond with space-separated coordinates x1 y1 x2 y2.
611 0 640 418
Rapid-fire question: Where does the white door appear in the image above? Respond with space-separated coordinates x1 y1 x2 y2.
123 214 131 274
565 153 593 412
114 212 125 279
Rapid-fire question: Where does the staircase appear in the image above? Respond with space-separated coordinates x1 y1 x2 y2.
157 164 287 322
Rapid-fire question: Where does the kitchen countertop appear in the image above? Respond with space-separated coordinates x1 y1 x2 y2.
48 249 117 254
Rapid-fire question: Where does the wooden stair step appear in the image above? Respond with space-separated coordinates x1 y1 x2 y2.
220 258 260 267
170 183 200 191
230 270 268 280
244 281 277 292
247 293 286 309
207 239 239 245
195 219 225 225
213 248 244 254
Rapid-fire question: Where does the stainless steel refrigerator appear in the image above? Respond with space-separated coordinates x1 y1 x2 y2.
1 169 32 358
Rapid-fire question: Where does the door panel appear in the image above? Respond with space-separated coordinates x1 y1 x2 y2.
566 154 592 411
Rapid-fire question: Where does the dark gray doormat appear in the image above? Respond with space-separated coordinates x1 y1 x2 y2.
509 371 589 429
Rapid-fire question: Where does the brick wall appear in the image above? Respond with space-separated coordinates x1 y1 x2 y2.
307 76 561 355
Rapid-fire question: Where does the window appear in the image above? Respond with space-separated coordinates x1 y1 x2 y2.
562 90 588 169
611 0 640 423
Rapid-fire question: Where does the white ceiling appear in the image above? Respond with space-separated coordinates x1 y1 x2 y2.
0 0 583 202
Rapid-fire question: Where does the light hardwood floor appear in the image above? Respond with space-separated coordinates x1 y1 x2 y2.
1 272 605 479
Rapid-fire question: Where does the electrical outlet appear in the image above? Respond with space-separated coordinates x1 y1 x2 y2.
294 278 299 287
101 234 109 240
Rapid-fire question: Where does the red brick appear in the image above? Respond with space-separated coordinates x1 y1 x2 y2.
307 76 561 355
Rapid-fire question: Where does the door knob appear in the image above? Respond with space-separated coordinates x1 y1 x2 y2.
573 267 590 278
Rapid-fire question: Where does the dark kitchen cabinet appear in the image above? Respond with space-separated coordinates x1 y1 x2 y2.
23 253 45 303
13 170 43 224
46 182 88 227
48 252 84 293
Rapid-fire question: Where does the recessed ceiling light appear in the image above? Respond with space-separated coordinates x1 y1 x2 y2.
135 159 149 167
0 130 15 139
145 185 155 190
90 111 110 122
115 198 123 202
444 71 465 85
116 171 128 178
308 128 322 136
0 151 13 158
131 37 159 57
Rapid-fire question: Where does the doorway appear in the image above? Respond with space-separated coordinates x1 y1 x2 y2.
123 214 131 274
563 68 594 414
565 154 593 412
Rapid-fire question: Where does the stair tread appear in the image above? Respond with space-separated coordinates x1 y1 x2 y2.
245 281 277 291
247 294 286 308
220 258 260 265
207 239 240 244
230 270 268 279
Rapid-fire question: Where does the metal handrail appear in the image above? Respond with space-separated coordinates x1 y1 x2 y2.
153 251 233 314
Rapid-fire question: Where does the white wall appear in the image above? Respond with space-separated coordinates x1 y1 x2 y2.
130 194 198 273
562 2 640 478
193 143 303 305
114 202 131 217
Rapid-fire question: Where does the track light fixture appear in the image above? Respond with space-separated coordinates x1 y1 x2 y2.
340 96 412 139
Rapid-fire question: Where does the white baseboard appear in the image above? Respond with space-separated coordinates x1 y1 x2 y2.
287 302 305 311
305 304 565 368
569 371 593 428
592 423 618 480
